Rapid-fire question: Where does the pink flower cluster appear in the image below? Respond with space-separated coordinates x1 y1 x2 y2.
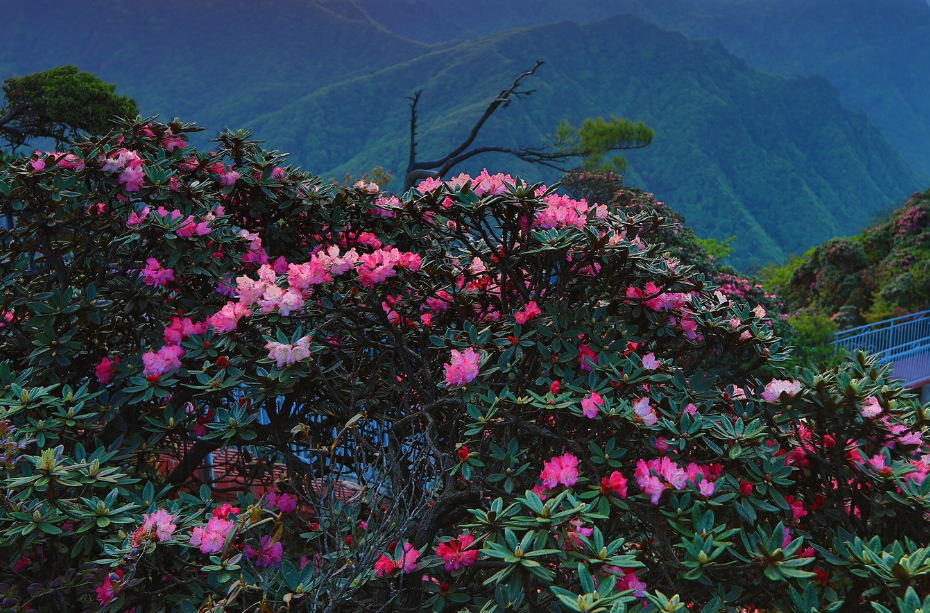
128 205 219 237
373 195 402 217
29 151 85 173
99 148 145 192
264 491 297 513
514 301 541 324
163 316 207 345
631 397 658 426
245 535 284 568
190 514 235 554
470 169 514 197
141 344 184 377
539 453 579 489
761 379 802 402
130 509 177 546
861 396 883 418
218 170 241 186
374 543 420 576
416 169 515 197
634 458 719 504
435 533 479 571
239 229 270 267
141 313 210 377
356 246 421 287
581 391 604 418
95 356 118 384
208 301 251 333
265 336 312 368
139 257 174 287
535 193 607 230
96 569 124 605
601 471 628 498
626 282 689 312
443 348 481 387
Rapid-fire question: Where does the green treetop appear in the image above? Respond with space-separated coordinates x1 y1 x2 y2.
0 65 138 151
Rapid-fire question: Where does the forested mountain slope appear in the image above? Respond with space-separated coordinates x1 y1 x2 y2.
245 15 920 266
0 1 921 265
353 0 930 177
0 0 435 137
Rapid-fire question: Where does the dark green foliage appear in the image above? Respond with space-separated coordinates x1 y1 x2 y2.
0 66 137 149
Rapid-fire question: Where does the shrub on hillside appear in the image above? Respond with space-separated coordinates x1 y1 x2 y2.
1 120 929 613
767 189 930 328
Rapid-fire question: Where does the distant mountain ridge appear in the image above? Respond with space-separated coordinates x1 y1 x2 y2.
0 0 923 266
351 0 930 177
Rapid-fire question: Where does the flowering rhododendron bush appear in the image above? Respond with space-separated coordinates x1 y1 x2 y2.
2 119 930 613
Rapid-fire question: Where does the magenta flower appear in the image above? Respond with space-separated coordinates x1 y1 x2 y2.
96 570 123 605
245 535 284 568
189 517 234 554
540 453 579 489
95 356 117 384
514 300 542 324
218 170 241 186
601 471 628 498
616 569 647 598
578 343 597 371
435 534 479 571
163 316 207 345
265 491 297 514
139 258 175 287
374 543 420 576
443 348 481 387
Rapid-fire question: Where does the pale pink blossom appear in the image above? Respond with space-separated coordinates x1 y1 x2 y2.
471 168 513 197
208 301 251 333
416 177 443 193
632 397 658 426
761 379 801 402
140 509 177 542
265 336 312 368
219 171 241 186
141 345 185 376
581 391 604 418
443 348 481 387
119 167 145 192
861 396 883 418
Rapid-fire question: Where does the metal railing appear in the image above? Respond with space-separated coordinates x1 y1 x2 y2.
831 309 930 387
